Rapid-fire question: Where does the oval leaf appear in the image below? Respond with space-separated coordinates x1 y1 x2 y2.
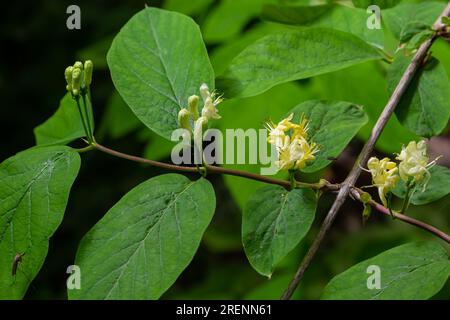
388 55 450 137
0 146 81 299
69 174 216 299
107 7 214 140
243 185 317 277
322 242 450 300
217 28 382 98
287 100 369 172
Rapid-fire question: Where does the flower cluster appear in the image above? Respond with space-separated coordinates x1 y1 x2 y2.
367 157 399 206
177 83 223 142
64 60 93 97
396 140 431 185
367 139 439 206
266 113 318 171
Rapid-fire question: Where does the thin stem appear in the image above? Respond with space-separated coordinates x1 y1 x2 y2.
400 185 413 214
351 188 450 244
90 142 449 244
81 93 94 141
75 96 91 143
281 2 450 300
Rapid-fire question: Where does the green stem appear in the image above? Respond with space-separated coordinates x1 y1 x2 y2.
75 96 91 143
400 185 413 214
81 92 94 141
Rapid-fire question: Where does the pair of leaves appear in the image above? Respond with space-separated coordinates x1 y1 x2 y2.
388 54 450 137
322 242 450 299
0 146 80 299
393 165 450 205
69 174 215 299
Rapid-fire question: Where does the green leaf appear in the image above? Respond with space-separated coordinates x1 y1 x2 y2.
384 2 445 39
398 22 431 43
322 242 450 300
0 146 81 299
101 92 142 139
261 4 331 26
262 4 384 47
287 100 369 173
202 0 276 44
242 185 317 277
210 23 288 76
163 0 213 16
352 0 401 9
388 54 450 137
107 7 214 140
310 62 417 154
69 174 216 299
34 93 93 146
217 28 382 98
392 165 450 205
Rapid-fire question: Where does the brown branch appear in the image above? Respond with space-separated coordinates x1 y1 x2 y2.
281 2 450 300
350 188 450 244
92 142 450 243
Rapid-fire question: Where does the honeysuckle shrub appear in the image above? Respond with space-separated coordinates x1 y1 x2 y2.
1 1 450 300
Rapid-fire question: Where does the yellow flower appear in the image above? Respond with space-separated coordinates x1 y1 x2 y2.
367 157 399 206
396 140 431 184
267 114 318 171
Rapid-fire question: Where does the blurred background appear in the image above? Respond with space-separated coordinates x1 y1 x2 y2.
0 0 449 299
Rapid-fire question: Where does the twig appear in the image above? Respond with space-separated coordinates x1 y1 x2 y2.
91 142 450 243
350 188 450 244
281 2 450 300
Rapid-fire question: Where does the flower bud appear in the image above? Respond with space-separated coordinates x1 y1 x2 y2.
64 66 73 86
72 67 82 96
73 61 83 70
188 95 200 120
199 83 210 101
84 60 93 87
178 108 191 131
194 116 208 147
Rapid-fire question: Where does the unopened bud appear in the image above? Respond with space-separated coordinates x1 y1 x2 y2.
73 61 83 70
84 60 93 87
199 83 210 101
188 95 199 120
64 66 73 86
178 108 191 131
72 68 82 96
194 116 208 147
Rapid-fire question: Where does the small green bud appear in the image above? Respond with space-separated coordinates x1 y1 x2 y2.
72 68 82 96
178 108 191 131
188 95 199 120
84 60 93 87
360 192 372 204
64 66 73 87
73 61 83 70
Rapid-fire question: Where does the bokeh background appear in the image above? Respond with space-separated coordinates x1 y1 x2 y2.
0 0 449 299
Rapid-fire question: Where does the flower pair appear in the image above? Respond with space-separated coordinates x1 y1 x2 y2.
367 140 439 206
266 113 318 171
